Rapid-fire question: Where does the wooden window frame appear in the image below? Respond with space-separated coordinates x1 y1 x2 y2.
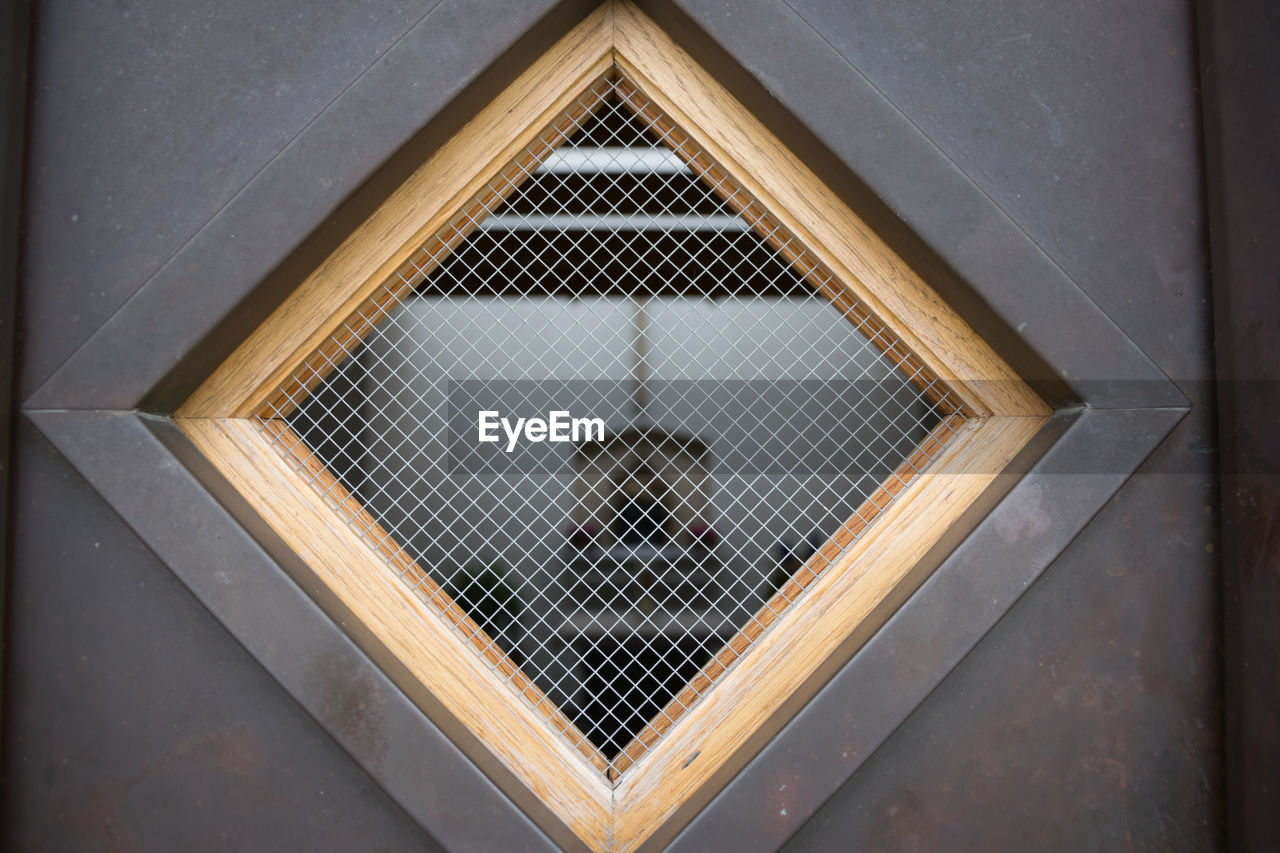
175 3 1049 850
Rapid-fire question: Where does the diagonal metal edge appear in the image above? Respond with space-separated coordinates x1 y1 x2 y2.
666 405 1188 852
638 0 1187 412
25 408 571 853
23 0 600 415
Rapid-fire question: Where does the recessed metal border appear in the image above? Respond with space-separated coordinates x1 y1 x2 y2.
22 0 1187 850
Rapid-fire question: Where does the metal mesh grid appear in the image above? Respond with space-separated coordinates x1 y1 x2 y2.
259 71 964 779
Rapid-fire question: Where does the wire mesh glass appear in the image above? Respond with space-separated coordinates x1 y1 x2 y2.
259 71 963 778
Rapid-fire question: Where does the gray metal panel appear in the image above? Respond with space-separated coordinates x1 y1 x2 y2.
778 0 1209 389
24 0 599 413
795 510 1221 848
18 0 440 400
2 418 442 852
782 415 1222 851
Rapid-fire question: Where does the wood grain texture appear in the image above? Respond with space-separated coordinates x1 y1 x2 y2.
178 4 615 419
612 1 1050 420
179 418 614 851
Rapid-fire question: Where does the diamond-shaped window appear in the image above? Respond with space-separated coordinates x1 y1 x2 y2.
177 4 1048 850
282 72 956 770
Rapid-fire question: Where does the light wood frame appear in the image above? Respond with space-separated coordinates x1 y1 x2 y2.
176 3 1050 850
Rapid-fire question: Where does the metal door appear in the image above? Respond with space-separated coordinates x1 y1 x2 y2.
4 0 1271 849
